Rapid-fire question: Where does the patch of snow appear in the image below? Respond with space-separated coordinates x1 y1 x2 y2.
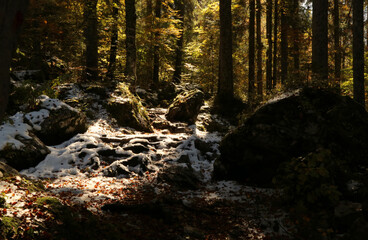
12 70 42 81
24 109 50 131
38 95 74 111
0 113 32 150
21 134 107 178
267 89 301 104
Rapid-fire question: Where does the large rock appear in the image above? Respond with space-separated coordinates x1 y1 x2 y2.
157 164 202 190
0 114 50 170
107 83 153 132
25 95 88 145
0 162 20 177
166 89 204 124
214 88 368 185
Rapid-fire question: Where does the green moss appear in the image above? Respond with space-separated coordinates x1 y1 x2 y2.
2 176 45 192
36 197 65 216
107 82 153 132
0 195 6 208
0 216 20 239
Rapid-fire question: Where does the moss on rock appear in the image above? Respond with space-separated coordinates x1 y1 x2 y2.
0 216 20 239
107 83 153 132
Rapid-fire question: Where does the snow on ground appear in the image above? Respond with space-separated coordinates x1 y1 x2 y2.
1 86 292 238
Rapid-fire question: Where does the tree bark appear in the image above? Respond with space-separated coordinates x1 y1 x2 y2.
125 0 137 83
173 0 185 83
266 0 272 91
291 0 300 81
312 0 328 82
272 0 278 88
145 0 153 86
107 0 120 81
280 1 288 85
217 0 234 104
353 0 365 106
84 0 99 81
248 0 255 103
152 0 161 85
334 0 341 91
256 0 263 99
0 0 29 120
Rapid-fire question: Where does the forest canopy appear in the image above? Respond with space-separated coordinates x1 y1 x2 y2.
6 0 368 111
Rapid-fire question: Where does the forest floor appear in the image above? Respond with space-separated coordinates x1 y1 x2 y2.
0 85 295 240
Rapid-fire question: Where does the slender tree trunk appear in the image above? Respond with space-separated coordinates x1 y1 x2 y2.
280 1 288 85
107 0 120 81
125 0 137 83
84 0 99 81
266 0 272 91
145 0 153 86
153 0 161 85
0 0 29 120
217 0 234 104
312 0 328 82
353 0 365 106
256 0 263 99
334 0 341 91
173 0 184 83
249 0 256 103
366 4 368 49
272 0 278 88
291 0 300 81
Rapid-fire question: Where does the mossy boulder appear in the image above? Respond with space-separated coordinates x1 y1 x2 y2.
166 89 204 124
107 83 153 132
214 87 368 186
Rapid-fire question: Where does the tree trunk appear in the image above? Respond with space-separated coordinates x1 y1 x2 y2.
353 0 365 106
256 0 263 100
272 0 278 88
217 0 234 104
173 0 185 83
312 0 328 82
107 0 120 81
84 0 99 81
334 0 341 91
291 0 300 81
280 1 288 85
125 0 137 83
152 0 161 85
145 0 153 86
266 0 272 91
249 0 255 103
0 0 28 120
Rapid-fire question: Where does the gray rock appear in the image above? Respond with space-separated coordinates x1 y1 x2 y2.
0 162 19 177
0 132 50 170
106 83 153 132
166 89 204 124
25 96 87 145
157 164 202 190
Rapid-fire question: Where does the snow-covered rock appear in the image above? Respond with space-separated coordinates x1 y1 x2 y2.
0 113 50 170
25 95 88 145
